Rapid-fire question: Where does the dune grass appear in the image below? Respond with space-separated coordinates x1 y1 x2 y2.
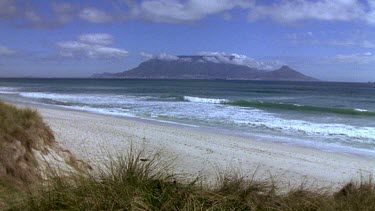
4 148 373 211
0 101 55 189
0 101 56 209
0 101 54 148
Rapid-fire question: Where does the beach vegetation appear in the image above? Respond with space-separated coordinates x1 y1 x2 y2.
6 150 375 211
0 101 54 187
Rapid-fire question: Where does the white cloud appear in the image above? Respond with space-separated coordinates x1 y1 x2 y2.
327 40 357 47
1 0 375 28
286 31 375 49
52 2 76 14
363 52 372 56
130 0 250 23
366 1 375 24
56 33 128 60
326 52 375 64
199 52 283 70
0 45 16 56
141 52 284 70
24 10 42 23
140 52 179 61
1 3 111 26
79 8 113 23
78 33 114 45
248 0 371 24
286 32 318 44
361 40 375 48
0 1 79 28
328 40 375 49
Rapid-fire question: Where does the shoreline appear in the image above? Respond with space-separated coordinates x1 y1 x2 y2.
17 102 375 189
16 100 375 159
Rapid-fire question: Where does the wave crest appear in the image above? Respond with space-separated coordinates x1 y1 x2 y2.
182 96 375 116
183 96 228 104
225 100 375 116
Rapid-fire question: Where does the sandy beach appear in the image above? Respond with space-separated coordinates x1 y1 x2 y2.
32 105 375 189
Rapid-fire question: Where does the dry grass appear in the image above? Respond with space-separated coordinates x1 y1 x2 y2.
0 100 55 209
4 149 374 211
0 101 54 186
0 101 54 148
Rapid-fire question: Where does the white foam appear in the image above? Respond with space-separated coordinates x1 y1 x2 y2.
13 90 375 156
0 86 18 94
263 134 375 158
184 96 228 104
0 87 17 91
20 92 74 100
235 119 375 142
0 91 17 94
19 92 141 105
355 108 368 112
63 105 136 118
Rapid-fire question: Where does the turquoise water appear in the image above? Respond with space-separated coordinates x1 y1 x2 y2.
1 79 375 157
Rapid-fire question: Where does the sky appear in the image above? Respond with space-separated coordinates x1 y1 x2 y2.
0 0 375 82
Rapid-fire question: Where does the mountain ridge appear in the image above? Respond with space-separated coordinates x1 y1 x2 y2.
93 56 318 81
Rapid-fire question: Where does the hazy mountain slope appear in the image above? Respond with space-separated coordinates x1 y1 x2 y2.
114 59 263 79
254 65 317 81
93 56 317 81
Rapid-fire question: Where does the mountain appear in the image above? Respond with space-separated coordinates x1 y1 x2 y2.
93 56 318 81
254 65 317 81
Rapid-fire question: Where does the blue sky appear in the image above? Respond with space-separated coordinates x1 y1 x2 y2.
0 0 375 82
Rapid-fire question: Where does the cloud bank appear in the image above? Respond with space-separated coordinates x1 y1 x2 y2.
326 52 375 64
0 1 78 28
140 52 179 61
140 52 284 70
79 8 113 23
286 30 375 50
56 33 128 60
0 1 111 28
249 0 368 23
130 0 250 23
129 0 375 25
77 33 114 45
1 0 375 27
199 52 284 70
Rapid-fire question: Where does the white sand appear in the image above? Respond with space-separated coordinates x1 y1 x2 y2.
35 106 375 189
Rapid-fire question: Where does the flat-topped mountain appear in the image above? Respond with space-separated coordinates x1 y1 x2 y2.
93 55 317 81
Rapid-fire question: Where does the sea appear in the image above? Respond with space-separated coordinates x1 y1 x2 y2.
1 78 374 157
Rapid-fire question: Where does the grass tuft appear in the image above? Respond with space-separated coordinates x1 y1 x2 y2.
5 149 374 211
0 101 55 186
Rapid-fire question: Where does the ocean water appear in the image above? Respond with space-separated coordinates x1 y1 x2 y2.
1 78 375 157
